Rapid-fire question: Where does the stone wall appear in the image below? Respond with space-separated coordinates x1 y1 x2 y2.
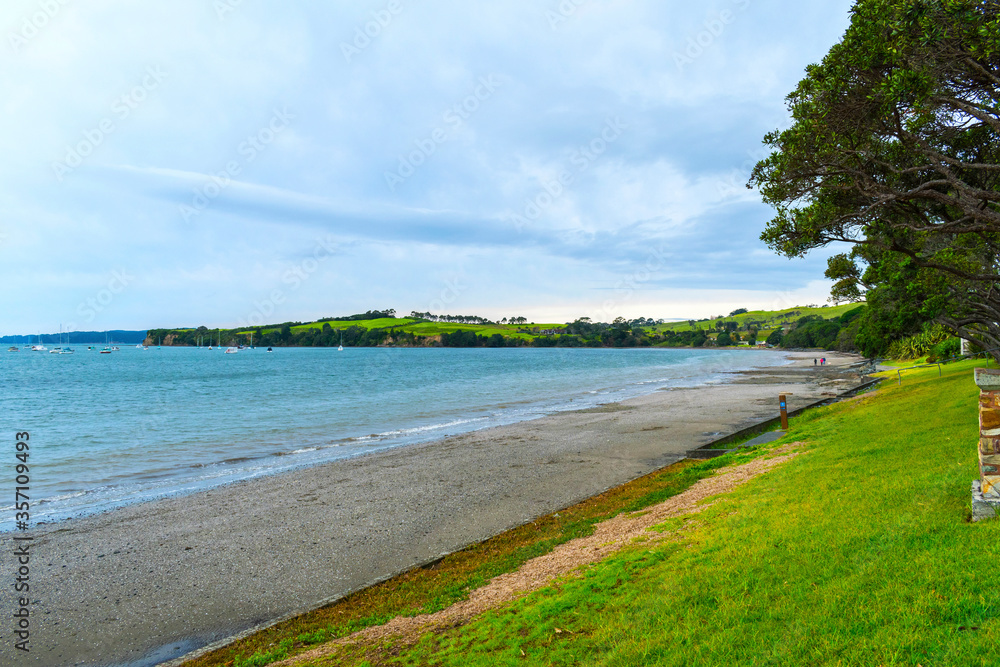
973 368 1000 520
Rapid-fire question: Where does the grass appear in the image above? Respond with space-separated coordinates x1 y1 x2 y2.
183 449 782 667
288 319 567 341
308 358 998 666
877 356 933 368
181 304 858 345
291 318 421 332
653 302 862 334
702 420 785 449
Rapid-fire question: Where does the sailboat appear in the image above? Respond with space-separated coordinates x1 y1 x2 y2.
53 329 74 353
58 326 73 353
338 331 344 352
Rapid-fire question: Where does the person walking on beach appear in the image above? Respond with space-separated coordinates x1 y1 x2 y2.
814 358 817 366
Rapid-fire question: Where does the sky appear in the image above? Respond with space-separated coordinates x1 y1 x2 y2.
0 0 857 334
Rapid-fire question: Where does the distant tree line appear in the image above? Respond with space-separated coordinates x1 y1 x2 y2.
150 306 915 353
409 312 501 325
148 316 699 349
318 309 396 322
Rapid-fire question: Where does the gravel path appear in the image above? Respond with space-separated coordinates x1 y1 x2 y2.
273 443 807 666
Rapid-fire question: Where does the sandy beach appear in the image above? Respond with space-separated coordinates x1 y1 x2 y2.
0 351 867 667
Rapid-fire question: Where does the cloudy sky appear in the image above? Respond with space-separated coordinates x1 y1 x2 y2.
0 0 855 334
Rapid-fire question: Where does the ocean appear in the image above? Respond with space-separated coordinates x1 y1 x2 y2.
0 346 789 529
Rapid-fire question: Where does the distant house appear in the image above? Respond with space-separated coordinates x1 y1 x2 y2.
540 328 567 335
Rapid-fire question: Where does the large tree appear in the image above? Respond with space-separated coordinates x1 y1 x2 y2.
750 0 1000 359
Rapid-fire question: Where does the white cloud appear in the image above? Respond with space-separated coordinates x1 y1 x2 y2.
0 0 855 332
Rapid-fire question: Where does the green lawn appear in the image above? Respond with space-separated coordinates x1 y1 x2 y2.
346 359 997 666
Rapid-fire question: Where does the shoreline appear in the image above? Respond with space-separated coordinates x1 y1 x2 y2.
0 351 866 667
4 347 793 531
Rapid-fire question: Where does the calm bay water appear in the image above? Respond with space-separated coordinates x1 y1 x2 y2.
0 346 789 529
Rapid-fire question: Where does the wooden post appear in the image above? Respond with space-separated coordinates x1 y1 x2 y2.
779 394 789 430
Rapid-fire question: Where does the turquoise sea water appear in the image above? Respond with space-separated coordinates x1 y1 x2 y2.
0 346 789 529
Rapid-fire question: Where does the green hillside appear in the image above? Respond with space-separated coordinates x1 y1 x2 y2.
291 318 564 339
147 304 863 350
655 303 862 334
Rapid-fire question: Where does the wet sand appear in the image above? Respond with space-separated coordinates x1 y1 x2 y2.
0 351 866 667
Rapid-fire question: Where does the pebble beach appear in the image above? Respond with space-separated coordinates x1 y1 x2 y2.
0 351 866 667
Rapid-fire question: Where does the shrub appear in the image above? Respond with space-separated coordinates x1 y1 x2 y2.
930 337 961 362
886 324 952 360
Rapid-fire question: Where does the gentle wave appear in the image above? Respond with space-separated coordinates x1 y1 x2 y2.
1 347 791 529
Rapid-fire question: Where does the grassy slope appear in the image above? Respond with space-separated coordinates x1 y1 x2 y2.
344 359 997 666
288 319 566 340
291 318 419 331
186 452 781 667
656 302 862 335
174 305 859 344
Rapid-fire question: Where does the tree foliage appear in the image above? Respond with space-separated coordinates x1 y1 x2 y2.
750 0 1000 359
